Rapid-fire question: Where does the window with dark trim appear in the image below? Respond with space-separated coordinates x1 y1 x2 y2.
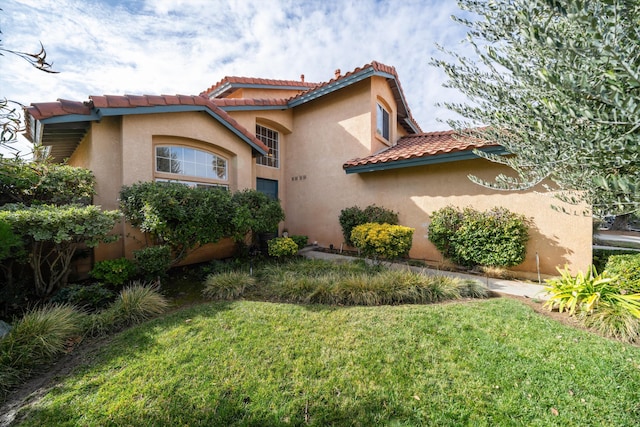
376 103 390 141
256 124 279 168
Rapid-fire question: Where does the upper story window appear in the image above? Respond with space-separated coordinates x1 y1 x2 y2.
376 103 390 141
155 145 227 182
256 124 279 168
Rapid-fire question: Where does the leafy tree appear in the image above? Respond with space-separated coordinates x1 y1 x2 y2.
231 189 285 244
433 0 640 217
119 182 236 263
0 157 95 206
0 204 120 296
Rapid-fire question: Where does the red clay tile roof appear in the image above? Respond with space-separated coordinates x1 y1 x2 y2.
343 130 500 169
288 61 421 133
26 99 92 120
25 94 269 153
212 98 289 107
201 76 318 98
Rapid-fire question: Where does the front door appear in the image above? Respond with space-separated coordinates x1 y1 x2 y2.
256 178 278 200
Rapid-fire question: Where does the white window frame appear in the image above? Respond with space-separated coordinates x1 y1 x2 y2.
376 103 390 141
256 124 279 168
155 145 228 186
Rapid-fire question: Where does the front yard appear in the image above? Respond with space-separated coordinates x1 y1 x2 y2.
8 296 640 426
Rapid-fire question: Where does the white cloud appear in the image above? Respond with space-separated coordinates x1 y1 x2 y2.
1 0 475 155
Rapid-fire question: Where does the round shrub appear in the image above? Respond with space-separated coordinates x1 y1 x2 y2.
350 223 414 261
290 235 309 249
429 206 529 268
51 283 115 311
339 204 398 246
268 237 299 258
427 206 464 262
90 258 137 286
134 245 172 281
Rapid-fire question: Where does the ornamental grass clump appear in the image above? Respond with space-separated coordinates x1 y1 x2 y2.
203 271 255 300
90 282 168 336
0 304 85 397
258 259 486 306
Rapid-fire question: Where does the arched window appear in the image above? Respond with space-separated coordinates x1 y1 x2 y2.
155 145 228 188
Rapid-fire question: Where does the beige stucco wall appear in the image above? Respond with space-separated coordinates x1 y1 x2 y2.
284 78 592 276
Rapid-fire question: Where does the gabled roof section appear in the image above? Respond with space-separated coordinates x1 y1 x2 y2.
25 94 269 162
201 76 318 99
288 61 421 134
343 130 508 174
212 98 289 111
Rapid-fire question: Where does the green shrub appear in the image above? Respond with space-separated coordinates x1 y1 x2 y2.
202 271 255 300
0 304 85 396
90 282 168 335
134 245 172 281
350 223 414 261
429 206 529 268
289 235 308 249
544 266 640 342
231 189 285 243
339 205 398 246
90 258 137 286
427 206 464 262
268 237 299 258
51 283 115 311
120 182 235 263
605 254 640 292
0 203 121 296
592 248 639 273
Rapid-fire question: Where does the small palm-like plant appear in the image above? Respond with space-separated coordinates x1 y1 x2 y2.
544 265 640 342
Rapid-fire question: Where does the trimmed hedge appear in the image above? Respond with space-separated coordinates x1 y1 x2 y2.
351 223 414 261
339 205 398 246
429 206 529 268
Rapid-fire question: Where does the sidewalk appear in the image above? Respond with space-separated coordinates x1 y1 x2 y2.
301 249 549 301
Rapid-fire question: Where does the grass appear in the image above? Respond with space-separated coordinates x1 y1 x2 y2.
12 298 640 426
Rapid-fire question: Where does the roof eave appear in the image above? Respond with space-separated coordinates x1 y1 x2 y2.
344 146 508 174
32 104 269 159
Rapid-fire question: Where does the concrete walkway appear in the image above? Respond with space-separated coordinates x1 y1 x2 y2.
301 249 549 301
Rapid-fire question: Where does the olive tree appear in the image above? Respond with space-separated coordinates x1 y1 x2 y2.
433 0 640 217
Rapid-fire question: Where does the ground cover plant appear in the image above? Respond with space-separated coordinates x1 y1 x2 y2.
9 298 640 426
0 284 167 398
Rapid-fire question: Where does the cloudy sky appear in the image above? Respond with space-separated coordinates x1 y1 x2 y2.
1 0 474 154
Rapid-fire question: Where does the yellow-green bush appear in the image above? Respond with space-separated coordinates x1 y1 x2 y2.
351 223 414 261
268 237 299 258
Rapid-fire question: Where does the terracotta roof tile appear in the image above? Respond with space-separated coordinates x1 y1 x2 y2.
287 61 421 133
26 94 269 153
212 98 289 108
26 100 92 120
201 76 318 97
343 130 499 168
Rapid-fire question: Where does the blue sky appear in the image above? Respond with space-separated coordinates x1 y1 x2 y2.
1 0 473 154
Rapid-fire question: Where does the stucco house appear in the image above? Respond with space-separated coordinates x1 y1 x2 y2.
24 61 591 277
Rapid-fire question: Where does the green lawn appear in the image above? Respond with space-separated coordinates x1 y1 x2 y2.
13 298 640 426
